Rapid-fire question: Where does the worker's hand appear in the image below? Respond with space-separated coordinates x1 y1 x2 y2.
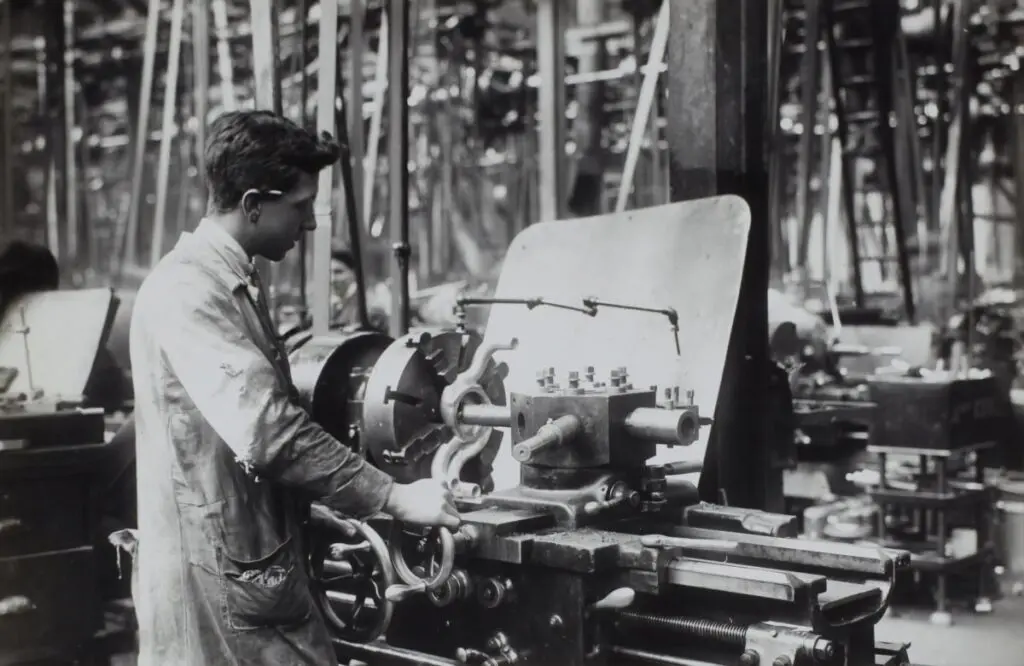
384 479 461 530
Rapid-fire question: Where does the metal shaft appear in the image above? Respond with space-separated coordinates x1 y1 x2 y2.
617 612 746 645
511 414 581 463
459 404 511 428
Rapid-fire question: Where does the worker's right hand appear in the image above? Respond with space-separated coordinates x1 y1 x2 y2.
384 478 461 530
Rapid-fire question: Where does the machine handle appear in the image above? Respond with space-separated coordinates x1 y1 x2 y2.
640 534 739 552
385 581 428 602
0 517 25 537
511 415 582 463
589 587 636 612
0 595 35 618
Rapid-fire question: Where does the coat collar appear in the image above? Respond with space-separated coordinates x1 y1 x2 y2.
176 219 256 292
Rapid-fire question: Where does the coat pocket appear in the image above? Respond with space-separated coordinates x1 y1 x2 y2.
218 537 313 631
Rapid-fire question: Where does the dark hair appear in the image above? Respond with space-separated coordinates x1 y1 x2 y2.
331 246 356 271
0 240 60 293
204 110 341 212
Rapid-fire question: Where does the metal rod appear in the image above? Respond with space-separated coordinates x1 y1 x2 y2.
249 0 282 114
36 29 57 255
297 0 309 317
193 1 210 189
1014 72 1024 286
334 88 371 330
62 0 77 267
822 4 865 307
536 0 566 221
363 16 388 231
150 0 185 269
615 1 669 214
213 0 236 111
459 404 512 428
334 639 458 666
349 0 365 234
120 0 160 275
794 0 822 274
312 0 339 336
1 0 11 240
870 0 915 322
610 646 721 666
387 0 411 337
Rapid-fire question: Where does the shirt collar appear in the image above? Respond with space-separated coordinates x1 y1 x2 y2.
179 218 255 287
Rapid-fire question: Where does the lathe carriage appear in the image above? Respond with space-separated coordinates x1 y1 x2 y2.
288 199 912 666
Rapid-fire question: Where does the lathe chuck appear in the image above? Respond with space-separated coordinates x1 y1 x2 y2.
361 329 506 485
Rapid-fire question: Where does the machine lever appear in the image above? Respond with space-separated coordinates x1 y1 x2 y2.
385 581 428 602
640 534 739 552
589 587 636 612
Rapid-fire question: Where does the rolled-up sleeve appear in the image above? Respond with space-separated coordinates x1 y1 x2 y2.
146 275 393 519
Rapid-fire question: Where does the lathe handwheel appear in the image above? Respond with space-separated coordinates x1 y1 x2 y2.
390 525 456 591
309 519 396 643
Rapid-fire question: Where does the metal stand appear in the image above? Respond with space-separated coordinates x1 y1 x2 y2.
868 442 996 625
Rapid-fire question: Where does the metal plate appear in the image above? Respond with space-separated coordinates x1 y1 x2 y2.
481 197 750 489
0 289 116 399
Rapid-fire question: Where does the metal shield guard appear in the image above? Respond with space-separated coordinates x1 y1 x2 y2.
482 196 751 489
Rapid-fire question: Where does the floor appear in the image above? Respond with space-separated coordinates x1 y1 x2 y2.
876 590 1024 666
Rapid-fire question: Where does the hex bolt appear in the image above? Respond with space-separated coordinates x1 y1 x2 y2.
585 366 596 382
610 369 621 387
772 657 791 666
685 388 694 405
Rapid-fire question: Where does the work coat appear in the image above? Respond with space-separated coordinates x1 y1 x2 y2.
127 219 394 665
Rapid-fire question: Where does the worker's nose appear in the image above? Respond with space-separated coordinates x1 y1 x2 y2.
302 215 317 232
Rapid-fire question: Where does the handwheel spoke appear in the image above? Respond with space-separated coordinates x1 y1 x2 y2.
309 520 396 643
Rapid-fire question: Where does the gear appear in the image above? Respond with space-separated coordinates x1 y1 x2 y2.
361 329 506 484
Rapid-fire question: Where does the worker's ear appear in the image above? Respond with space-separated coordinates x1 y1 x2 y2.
241 189 262 222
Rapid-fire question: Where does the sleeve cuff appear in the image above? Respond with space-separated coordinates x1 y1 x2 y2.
327 462 395 520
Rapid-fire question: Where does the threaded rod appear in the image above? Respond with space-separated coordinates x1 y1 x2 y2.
617 611 747 645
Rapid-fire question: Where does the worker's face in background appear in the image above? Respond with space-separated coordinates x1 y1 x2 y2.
253 172 318 262
331 259 354 295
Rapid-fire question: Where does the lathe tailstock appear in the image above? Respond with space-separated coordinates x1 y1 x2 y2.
293 200 911 666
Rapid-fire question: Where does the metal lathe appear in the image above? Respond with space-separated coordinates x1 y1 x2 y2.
288 198 912 666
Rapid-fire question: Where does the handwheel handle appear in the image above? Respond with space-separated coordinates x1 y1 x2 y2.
440 338 517 438
390 525 457 591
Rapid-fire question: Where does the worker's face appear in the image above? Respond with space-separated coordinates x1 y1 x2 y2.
331 259 354 292
253 173 318 261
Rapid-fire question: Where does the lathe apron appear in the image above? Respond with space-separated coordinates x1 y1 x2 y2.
123 220 392 666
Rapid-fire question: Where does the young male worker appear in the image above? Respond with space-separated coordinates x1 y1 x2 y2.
129 110 459 664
